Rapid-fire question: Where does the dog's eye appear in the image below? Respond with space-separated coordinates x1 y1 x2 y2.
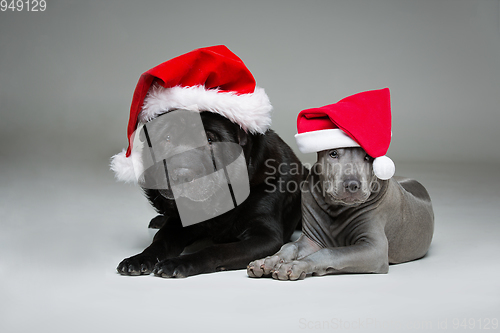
206 131 216 144
329 150 338 159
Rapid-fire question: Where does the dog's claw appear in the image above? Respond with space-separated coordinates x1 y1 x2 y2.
117 254 155 276
128 265 140 276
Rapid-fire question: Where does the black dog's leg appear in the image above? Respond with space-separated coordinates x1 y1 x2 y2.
152 227 282 278
117 217 200 276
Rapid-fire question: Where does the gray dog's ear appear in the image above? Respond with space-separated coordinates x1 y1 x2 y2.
238 127 248 146
312 161 323 175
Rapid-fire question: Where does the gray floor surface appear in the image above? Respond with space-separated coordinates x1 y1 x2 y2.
1 154 499 333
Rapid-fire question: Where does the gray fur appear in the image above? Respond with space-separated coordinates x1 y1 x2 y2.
247 147 434 280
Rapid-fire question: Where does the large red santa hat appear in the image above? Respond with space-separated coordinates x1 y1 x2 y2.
295 88 395 180
111 45 272 183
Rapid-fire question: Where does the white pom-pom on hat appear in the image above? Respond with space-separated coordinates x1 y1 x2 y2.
373 155 395 180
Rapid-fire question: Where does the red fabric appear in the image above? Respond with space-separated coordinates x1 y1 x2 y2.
296 88 391 158
125 45 257 157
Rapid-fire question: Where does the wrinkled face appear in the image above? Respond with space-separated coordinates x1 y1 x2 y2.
315 147 379 206
138 110 247 202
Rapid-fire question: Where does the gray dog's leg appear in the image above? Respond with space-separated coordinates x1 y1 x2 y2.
272 234 389 280
274 247 389 280
247 234 321 278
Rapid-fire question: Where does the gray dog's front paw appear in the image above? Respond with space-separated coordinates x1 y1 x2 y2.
271 260 308 281
247 258 266 278
247 255 287 278
117 254 157 276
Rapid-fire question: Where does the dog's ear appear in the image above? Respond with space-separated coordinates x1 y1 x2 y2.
138 127 146 143
312 160 323 175
237 127 248 146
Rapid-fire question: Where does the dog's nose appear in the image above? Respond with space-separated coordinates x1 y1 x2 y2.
344 180 360 193
171 168 195 183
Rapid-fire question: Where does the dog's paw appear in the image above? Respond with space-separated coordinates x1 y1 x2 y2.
247 255 284 278
247 259 266 278
117 254 157 276
152 257 197 278
271 260 308 281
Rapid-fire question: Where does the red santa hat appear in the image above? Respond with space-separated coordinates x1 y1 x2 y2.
111 45 272 183
295 88 395 180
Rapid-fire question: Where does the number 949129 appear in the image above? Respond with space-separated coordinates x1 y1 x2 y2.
1 0 46 11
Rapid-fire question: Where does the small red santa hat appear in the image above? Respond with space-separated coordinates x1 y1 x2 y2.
111 45 272 183
295 88 395 180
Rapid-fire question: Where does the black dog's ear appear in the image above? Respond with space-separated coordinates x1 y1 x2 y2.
237 127 248 146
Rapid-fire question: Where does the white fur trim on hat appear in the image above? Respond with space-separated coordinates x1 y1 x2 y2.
294 128 360 154
373 155 395 180
140 85 272 134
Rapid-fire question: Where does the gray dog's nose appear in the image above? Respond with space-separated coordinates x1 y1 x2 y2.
171 168 195 183
344 180 360 193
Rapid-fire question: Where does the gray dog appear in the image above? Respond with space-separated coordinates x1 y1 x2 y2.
247 147 434 280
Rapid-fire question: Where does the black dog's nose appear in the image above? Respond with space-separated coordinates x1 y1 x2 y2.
171 168 195 183
344 180 360 193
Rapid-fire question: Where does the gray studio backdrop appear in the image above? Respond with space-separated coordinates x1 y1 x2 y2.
1 0 499 169
1 2 500 332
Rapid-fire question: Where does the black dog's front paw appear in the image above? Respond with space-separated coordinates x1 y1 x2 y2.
117 253 158 276
152 257 198 278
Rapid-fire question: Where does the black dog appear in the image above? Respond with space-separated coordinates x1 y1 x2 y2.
117 111 306 278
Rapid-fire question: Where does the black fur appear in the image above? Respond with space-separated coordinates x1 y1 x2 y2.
117 112 306 278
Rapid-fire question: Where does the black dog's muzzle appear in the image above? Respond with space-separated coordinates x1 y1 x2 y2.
130 109 250 226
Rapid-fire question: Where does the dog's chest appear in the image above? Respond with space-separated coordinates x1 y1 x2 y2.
201 211 241 243
328 208 373 246
304 194 374 248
